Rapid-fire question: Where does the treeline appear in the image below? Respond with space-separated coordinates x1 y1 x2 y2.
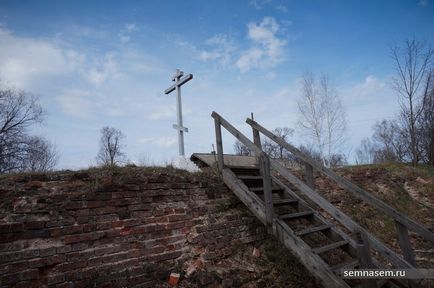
0 81 128 174
0 86 58 173
235 37 434 168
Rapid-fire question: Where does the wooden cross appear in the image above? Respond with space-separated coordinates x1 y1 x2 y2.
164 69 193 156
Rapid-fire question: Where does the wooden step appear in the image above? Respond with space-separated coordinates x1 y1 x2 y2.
296 224 332 236
273 198 298 206
238 175 263 180
280 211 314 220
331 259 359 272
312 240 349 254
250 187 283 193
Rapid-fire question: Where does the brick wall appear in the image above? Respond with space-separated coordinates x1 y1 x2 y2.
0 168 265 287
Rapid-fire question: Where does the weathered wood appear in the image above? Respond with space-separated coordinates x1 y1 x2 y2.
253 127 262 149
296 224 332 236
355 230 377 288
212 112 262 156
305 163 315 189
273 198 298 206
214 118 224 171
259 153 273 230
280 210 314 220
276 220 351 288
272 176 359 258
246 118 434 244
221 168 266 225
270 159 418 270
312 240 349 254
395 220 417 267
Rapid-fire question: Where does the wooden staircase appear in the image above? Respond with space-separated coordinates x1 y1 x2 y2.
190 111 434 288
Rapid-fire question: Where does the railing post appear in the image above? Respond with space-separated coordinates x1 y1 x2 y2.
395 220 416 267
252 127 262 150
304 163 315 190
355 229 377 288
259 152 273 232
214 117 224 171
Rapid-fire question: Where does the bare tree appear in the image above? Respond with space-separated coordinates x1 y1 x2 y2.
96 126 126 166
0 85 45 173
355 138 376 164
372 120 408 163
21 136 58 172
418 69 434 165
262 127 294 159
233 141 251 156
297 72 347 167
391 38 434 166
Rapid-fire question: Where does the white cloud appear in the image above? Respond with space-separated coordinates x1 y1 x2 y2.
147 105 176 120
249 0 272 10
119 23 138 44
419 0 428 7
87 53 119 86
199 34 236 66
138 136 177 148
349 75 388 103
57 89 95 119
236 17 286 73
0 28 81 88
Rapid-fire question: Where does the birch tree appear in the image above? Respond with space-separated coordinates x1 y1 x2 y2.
297 72 347 167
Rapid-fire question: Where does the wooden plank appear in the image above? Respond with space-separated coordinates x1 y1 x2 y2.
273 198 298 206
312 240 349 254
269 159 418 270
250 187 283 193
395 220 417 267
238 175 263 180
275 220 351 288
246 118 434 244
280 211 314 220
214 118 224 171
271 176 359 259
296 224 333 236
253 127 262 149
259 153 273 230
221 168 266 225
212 112 263 156
355 230 377 288
331 259 359 272
305 163 315 189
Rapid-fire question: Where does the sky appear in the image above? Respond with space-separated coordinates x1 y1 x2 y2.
0 0 433 169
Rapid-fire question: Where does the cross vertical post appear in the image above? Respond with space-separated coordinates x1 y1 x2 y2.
164 69 193 156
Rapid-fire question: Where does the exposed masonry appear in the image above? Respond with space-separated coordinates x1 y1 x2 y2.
0 169 265 287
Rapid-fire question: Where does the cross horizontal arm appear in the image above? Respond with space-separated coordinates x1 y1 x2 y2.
164 74 193 94
172 124 189 132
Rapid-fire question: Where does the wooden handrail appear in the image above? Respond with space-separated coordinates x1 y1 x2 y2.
246 117 434 244
212 112 274 229
211 112 422 271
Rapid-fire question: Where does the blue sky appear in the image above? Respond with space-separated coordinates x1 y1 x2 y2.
0 0 433 168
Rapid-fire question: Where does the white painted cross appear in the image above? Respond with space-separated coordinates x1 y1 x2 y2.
164 69 193 156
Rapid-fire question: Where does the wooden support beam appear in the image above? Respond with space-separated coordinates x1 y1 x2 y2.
305 163 315 189
214 117 224 171
269 158 418 270
246 118 434 244
395 220 417 267
276 220 351 288
259 153 273 231
355 230 377 288
253 127 262 149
